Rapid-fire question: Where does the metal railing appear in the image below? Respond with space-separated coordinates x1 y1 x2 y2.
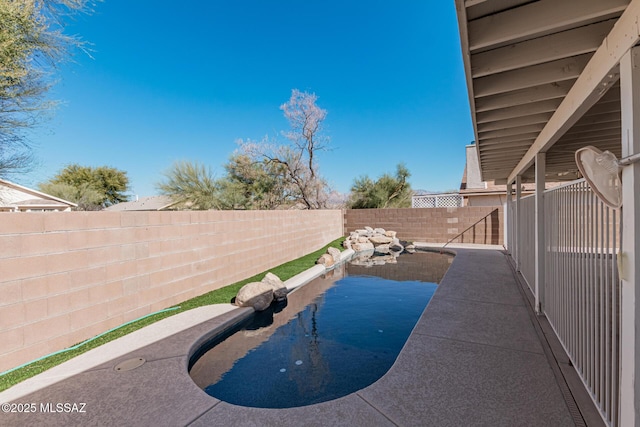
518 194 536 293
545 179 620 426
511 179 621 426
442 208 499 249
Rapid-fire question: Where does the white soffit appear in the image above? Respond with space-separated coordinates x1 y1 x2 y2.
456 0 638 183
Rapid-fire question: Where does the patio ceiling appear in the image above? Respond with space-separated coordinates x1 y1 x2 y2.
455 0 640 184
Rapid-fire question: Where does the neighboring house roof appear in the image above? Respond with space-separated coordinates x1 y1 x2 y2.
0 179 77 211
105 195 177 211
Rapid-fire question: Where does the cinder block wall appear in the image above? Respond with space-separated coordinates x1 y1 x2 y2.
0 210 343 372
344 206 503 245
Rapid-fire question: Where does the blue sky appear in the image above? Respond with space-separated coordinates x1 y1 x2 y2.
25 1 474 197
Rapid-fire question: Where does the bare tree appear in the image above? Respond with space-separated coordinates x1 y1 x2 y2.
238 89 330 209
0 0 94 178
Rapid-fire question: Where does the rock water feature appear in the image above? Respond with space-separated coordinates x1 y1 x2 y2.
343 226 415 267
234 226 415 311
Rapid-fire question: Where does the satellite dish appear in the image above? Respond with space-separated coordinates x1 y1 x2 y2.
575 146 622 209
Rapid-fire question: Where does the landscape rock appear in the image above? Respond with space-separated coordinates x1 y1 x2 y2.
261 272 288 301
344 225 403 266
390 243 404 252
327 247 341 262
369 235 393 245
352 241 375 252
235 282 274 311
374 244 391 254
316 253 335 267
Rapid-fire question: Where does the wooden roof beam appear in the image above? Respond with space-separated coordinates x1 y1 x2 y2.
482 151 528 159
479 133 538 145
557 128 621 142
479 123 545 139
476 99 563 123
475 81 574 112
563 121 621 137
464 0 487 7
477 113 554 132
472 20 615 78
474 54 590 98
480 141 535 152
508 0 640 184
468 0 628 52
570 112 621 128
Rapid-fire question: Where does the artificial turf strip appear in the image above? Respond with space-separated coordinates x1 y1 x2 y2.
0 237 345 393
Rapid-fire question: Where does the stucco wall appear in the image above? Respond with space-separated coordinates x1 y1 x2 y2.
344 206 503 245
464 194 508 207
0 210 342 372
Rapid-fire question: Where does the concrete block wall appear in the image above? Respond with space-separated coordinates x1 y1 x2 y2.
0 210 343 372
344 206 503 245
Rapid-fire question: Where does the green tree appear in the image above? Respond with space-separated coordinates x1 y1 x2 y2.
38 181 103 210
156 160 220 210
348 163 413 209
217 154 291 210
0 0 94 177
40 164 130 208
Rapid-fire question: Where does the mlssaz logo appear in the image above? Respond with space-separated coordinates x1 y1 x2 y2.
40 403 87 413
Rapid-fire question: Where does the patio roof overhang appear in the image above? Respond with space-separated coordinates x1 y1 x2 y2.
455 0 640 184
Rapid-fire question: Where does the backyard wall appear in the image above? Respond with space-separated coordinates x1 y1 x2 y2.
344 206 503 245
0 210 342 372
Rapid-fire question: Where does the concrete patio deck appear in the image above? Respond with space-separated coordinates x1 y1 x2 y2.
0 248 595 426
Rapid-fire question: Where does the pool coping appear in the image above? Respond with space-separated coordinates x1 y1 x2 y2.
0 246 584 426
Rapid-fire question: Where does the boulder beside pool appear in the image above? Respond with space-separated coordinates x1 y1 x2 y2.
316 253 335 267
327 247 341 262
235 282 274 311
262 272 288 301
235 272 290 310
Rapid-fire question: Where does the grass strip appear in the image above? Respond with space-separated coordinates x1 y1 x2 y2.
0 237 345 392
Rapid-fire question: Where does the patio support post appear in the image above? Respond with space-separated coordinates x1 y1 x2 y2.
620 46 640 427
515 175 522 271
535 153 546 315
506 182 513 253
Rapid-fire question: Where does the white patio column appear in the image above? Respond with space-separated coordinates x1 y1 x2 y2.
515 175 522 272
506 182 513 253
535 153 546 315
620 46 640 427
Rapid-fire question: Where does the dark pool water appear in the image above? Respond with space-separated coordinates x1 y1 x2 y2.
189 251 451 408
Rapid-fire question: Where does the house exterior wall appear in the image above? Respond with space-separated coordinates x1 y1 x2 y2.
0 210 343 372
465 144 485 189
344 206 503 245
463 194 507 207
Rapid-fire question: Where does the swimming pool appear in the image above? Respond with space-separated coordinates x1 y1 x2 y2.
189 250 452 408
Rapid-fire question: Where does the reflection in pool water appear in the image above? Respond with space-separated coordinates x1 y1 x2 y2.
189 251 452 408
